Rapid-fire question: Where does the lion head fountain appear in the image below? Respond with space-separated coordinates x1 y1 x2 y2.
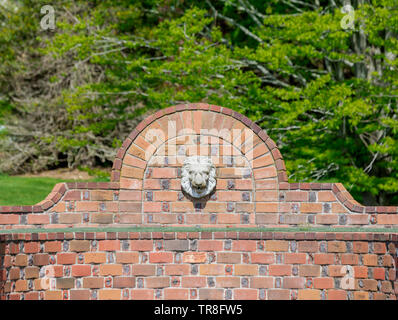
181 156 217 199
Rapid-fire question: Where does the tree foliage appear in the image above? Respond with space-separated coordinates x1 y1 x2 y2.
0 0 397 205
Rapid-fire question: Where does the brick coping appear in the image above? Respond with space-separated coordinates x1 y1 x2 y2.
0 227 398 240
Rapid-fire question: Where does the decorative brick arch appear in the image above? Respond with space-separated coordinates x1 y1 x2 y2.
111 103 287 184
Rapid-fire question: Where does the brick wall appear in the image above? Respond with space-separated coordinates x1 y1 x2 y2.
0 103 397 300
1 231 397 300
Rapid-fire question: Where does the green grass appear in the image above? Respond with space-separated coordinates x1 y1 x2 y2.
0 175 109 206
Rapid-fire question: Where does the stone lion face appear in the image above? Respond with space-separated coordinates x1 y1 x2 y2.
181 156 216 198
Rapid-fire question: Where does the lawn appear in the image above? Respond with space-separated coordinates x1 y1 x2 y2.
0 175 109 206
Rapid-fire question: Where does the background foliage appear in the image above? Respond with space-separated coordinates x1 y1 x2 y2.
0 0 397 205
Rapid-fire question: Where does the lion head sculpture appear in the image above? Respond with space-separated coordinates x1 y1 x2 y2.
181 156 217 199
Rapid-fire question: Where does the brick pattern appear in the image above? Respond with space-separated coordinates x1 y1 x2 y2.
1 232 397 300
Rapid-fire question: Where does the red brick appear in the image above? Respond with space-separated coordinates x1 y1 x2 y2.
72 265 92 277
314 277 334 289
283 277 305 289
164 288 189 300
198 240 223 251
267 289 290 300
33 254 49 266
200 264 225 275
99 289 122 300
129 240 153 251
353 266 368 278
145 277 170 288
132 265 156 276
353 242 368 253
183 252 207 263
70 290 91 300
318 191 336 202
100 264 123 276
25 266 39 279
300 203 322 213
373 268 385 280
153 191 178 201
131 289 154 300
235 265 258 276
90 190 113 201
298 289 321 300
284 253 306 264
353 291 369 300
316 215 339 225
15 254 28 266
363 254 378 266
149 252 173 263
250 277 273 288
98 240 120 251
44 241 62 253
233 289 258 300
314 253 334 265
84 252 107 264
341 254 359 265
216 277 241 288
83 277 104 289
327 241 346 253
373 243 387 254
182 276 207 288
24 242 40 253
165 265 190 275
57 253 77 265
45 291 63 300
75 202 99 212
113 277 136 288
115 252 139 264
70 240 90 252
15 280 28 292
269 265 292 276
232 240 257 252
27 214 50 224
298 241 318 252
251 253 275 264
299 265 320 277
285 191 308 202
25 292 40 300
265 240 289 252
0 214 19 224
327 289 347 300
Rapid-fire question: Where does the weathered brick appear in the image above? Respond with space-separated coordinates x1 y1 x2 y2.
100 264 123 276
265 240 289 252
235 265 258 276
164 288 189 300
298 289 321 300
299 265 320 277
183 252 207 264
99 289 122 300
70 240 90 252
115 252 139 264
